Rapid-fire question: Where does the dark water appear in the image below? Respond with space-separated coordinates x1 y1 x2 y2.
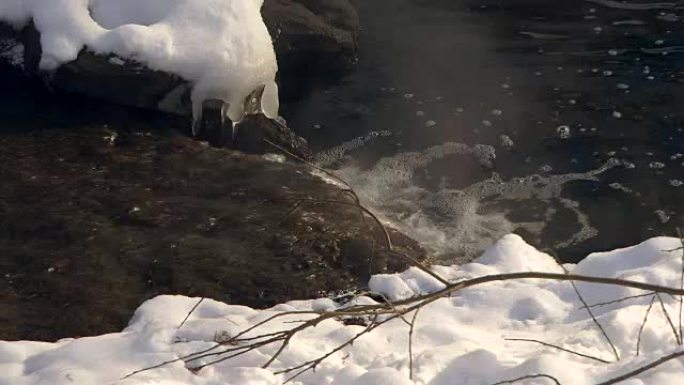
282 0 684 262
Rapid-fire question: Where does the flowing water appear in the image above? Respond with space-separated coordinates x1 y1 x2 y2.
282 0 684 262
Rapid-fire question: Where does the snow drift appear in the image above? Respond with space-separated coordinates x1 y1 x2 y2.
0 0 279 121
2 235 684 385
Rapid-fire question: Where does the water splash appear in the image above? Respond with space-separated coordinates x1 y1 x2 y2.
322 142 622 262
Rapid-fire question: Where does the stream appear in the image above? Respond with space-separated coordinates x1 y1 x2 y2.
282 0 684 262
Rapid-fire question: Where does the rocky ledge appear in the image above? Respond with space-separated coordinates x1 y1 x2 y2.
0 0 423 343
0 114 423 341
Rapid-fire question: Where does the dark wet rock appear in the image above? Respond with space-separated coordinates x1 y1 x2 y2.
194 98 312 159
54 52 193 116
0 22 194 117
263 0 360 76
0 126 424 341
235 114 313 160
195 99 235 148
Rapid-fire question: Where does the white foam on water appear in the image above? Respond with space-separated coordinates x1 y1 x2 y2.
326 142 621 260
314 130 393 167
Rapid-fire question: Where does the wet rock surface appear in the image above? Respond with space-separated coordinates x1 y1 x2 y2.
0 123 423 341
0 2 409 342
263 0 360 98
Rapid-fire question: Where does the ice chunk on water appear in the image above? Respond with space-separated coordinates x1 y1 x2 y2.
499 135 514 148
654 210 671 224
556 125 571 139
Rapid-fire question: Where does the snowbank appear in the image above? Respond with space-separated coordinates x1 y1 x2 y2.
0 0 279 121
2 235 684 385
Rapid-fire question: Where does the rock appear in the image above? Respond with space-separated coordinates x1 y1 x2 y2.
0 125 424 341
0 28 313 156
262 0 359 76
0 22 194 117
0 0 360 151
0 0 360 111
53 51 193 116
235 114 313 160
194 98 312 159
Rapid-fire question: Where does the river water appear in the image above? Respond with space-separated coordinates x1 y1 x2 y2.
282 0 684 262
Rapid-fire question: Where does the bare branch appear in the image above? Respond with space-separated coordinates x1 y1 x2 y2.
492 374 562 385
580 292 656 310
636 294 656 356
545 249 620 362
275 197 450 286
263 138 450 288
277 314 383 383
124 271 684 380
596 350 684 385
504 338 611 364
121 342 222 379
408 308 421 380
263 139 358 200
656 294 681 345
178 298 205 330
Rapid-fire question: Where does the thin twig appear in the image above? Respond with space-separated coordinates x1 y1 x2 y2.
580 292 657 310
121 342 222 379
492 374 562 385
408 308 421 380
636 294 657 356
504 338 611 364
178 298 205 330
277 315 383 383
596 350 684 385
263 139 357 197
545 249 620 362
263 138 450 287
276 197 449 286
292 199 436 276
124 272 684 379
656 294 681 345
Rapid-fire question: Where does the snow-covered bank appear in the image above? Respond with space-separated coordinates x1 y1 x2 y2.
0 0 278 121
2 235 684 384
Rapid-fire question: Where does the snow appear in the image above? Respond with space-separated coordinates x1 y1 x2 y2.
2 235 684 385
0 0 278 121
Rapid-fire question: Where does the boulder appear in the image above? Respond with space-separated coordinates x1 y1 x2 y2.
0 0 360 113
262 0 360 80
0 126 424 341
